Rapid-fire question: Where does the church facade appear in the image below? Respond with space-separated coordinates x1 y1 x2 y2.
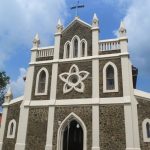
0 14 150 150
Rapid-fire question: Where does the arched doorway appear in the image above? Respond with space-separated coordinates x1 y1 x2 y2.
63 120 83 150
57 113 87 150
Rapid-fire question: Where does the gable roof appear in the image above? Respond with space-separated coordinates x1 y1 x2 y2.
62 17 92 34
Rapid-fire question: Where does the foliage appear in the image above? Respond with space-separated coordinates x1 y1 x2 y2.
0 72 10 105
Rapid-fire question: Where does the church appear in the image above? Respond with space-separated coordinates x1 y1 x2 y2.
0 13 150 150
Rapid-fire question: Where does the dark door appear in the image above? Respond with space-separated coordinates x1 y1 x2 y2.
63 120 83 150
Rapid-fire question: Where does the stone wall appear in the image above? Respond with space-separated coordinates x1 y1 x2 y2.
59 20 92 59
2 101 22 150
53 106 92 150
56 61 92 99
25 107 49 150
137 98 150 150
99 104 126 150
99 58 123 98
31 64 52 100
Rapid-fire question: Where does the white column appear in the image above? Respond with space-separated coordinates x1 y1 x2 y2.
45 63 58 150
15 105 29 150
91 14 100 150
45 20 61 149
0 105 8 149
121 56 140 150
92 30 99 56
45 107 55 150
15 66 35 150
92 105 100 150
92 59 100 150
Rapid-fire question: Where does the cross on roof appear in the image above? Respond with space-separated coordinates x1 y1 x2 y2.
71 1 85 17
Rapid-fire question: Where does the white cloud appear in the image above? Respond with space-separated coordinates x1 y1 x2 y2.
0 0 67 69
123 0 150 76
10 68 26 98
100 0 131 12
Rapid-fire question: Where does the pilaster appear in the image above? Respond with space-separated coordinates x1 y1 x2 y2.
91 13 100 150
15 105 29 150
15 65 35 150
45 19 62 150
0 105 8 149
121 55 141 150
45 63 58 150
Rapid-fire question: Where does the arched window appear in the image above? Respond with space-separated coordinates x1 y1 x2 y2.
74 38 78 57
35 68 49 95
80 39 87 57
10 123 14 135
66 44 70 58
142 119 150 142
64 41 71 59
81 42 85 57
7 119 16 138
106 65 115 90
146 122 150 138
103 62 118 93
38 70 46 93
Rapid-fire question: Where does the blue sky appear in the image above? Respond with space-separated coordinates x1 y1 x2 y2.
0 0 150 98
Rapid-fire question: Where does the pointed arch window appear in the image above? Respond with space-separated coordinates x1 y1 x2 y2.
7 119 16 138
66 44 70 58
103 62 118 93
146 122 150 138
35 68 49 95
81 42 85 57
80 39 87 57
64 42 71 59
38 70 46 93
142 119 150 142
74 38 78 57
106 65 115 90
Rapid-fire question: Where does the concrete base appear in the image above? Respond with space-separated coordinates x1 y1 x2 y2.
92 147 100 150
15 143 26 150
126 148 141 150
45 145 52 150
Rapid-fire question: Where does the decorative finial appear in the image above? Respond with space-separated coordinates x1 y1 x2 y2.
5 86 13 103
92 13 99 28
32 33 40 48
119 21 127 37
56 18 63 33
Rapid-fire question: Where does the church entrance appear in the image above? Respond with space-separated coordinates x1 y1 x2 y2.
63 120 83 150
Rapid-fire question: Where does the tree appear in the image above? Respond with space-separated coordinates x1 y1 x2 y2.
0 71 10 105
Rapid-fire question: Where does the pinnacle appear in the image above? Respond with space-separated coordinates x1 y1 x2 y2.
6 86 13 96
120 21 126 30
93 13 98 20
58 18 62 26
34 33 40 41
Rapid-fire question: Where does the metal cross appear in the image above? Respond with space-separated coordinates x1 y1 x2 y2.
71 1 85 17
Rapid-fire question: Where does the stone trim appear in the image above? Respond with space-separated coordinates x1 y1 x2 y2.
30 53 129 65
24 97 131 107
103 61 119 93
7 119 16 139
35 67 49 96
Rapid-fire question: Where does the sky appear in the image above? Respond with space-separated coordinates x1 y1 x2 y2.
0 0 150 98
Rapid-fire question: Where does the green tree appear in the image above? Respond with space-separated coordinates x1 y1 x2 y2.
0 71 10 105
